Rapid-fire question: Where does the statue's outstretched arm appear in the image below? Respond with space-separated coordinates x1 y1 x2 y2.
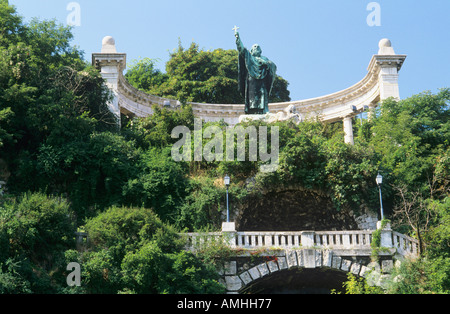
236 32 245 54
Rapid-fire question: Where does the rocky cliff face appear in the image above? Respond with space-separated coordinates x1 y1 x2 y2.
235 188 376 231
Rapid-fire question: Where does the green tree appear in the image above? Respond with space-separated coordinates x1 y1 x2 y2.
124 57 168 95
124 104 194 150
122 147 189 224
369 89 450 195
75 206 224 294
262 120 381 212
0 107 13 147
125 42 291 104
365 90 450 253
386 257 450 294
0 193 76 293
0 2 116 198
176 176 226 231
426 197 450 258
33 132 142 221
335 273 383 294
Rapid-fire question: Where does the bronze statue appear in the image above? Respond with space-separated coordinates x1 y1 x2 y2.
234 26 277 115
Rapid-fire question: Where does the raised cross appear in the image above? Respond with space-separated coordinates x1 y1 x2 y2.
232 25 240 33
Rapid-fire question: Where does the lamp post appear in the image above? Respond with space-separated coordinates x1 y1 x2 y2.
376 173 384 221
224 175 230 223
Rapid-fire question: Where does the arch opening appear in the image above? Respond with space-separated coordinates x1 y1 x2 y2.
236 189 359 231
239 267 348 294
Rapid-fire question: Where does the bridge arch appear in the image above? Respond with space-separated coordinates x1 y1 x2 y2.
239 266 350 294
221 249 382 294
183 227 419 293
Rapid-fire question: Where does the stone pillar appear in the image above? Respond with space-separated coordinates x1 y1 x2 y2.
343 116 354 145
92 36 127 127
379 66 400 101
365 39 406 121
301 231 315 248
367 103 377 121
374 39 406 102
377 221 393 248
222 222 237 248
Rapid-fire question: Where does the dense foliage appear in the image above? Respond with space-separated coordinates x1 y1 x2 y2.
125 42 291 104
66 206 224 294
0 2 448 294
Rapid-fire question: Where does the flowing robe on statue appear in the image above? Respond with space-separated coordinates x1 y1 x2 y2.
236 36 277 115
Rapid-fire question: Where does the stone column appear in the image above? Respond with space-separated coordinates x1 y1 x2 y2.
367 103 377 121
379 66 400 101
222 222 237 248
374 39 406 102
365 39 406 121
300 231 315 248
92 36 127 127
343 116 354 145
377 221 393 248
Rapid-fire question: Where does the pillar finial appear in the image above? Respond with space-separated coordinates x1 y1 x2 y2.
101 36 117 53
378 38 395 55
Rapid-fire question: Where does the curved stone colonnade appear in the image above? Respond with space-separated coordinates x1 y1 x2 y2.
92 37 406 145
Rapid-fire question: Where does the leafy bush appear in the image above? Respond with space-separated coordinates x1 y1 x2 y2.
122 147 188 224
0 193 76 293
73 206 224 294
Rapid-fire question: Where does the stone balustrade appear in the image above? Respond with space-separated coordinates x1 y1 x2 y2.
392 231 420 257
76 228 419 258
182 229 419 258
74 228 419 293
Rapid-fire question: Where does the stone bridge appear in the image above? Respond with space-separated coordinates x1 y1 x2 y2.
92 37 406 145
75 223 419 293
182 225 419 293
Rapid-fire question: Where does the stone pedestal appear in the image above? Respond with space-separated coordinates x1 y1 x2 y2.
222 222 236 232
370 39 406 102
92 36 127 127
377 221 393 248
222 222 236 248
238 105 302 125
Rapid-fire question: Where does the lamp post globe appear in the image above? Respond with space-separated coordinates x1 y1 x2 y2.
376 173 383 186
224 175 230 222
376 173 384 221
224 175 230 186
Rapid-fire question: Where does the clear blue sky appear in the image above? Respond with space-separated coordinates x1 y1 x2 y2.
9 0 450 102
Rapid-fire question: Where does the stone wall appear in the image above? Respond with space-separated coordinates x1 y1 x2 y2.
355 212 379 230
235 188 366 232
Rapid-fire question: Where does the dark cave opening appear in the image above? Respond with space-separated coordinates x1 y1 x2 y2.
236 189 359 232
240 267 348 294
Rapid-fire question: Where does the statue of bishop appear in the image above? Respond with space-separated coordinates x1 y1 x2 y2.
235 28 277 115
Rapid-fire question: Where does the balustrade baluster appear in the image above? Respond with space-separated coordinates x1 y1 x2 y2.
280 235 286 247
343 234 351 247
244 235 250 247
323 235 329 247
265 235 272 247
